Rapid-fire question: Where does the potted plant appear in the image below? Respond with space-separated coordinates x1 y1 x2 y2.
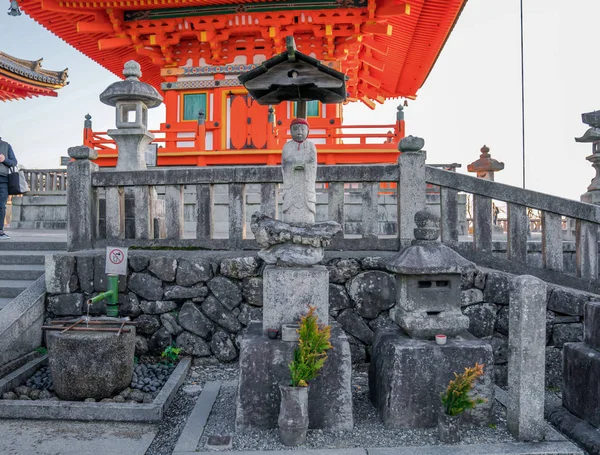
438 362 486 443
278 306 332 446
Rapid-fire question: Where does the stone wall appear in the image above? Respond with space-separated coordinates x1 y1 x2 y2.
45 252 597 388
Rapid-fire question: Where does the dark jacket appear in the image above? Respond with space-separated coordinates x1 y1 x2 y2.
0 140 18 176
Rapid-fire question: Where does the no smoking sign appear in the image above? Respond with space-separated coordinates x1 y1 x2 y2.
105 246 128 275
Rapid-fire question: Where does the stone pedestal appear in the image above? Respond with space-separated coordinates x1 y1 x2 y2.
262 265 328 334
236 322 353 431
563 301 600 428
369 327 494 429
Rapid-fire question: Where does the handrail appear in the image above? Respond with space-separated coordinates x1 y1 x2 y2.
91 164 399 187
426 167 600 224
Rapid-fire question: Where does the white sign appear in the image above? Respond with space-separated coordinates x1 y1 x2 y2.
105 247 128 275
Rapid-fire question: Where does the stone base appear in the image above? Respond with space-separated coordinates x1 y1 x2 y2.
236 322 353 431
262 265 328 334
369 327 494 429
563 342 600 428
391 308 470 339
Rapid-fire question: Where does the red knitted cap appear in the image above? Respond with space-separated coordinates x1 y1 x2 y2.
290 117 310 128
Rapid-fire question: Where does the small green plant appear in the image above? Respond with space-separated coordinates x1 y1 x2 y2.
161 345 181 363
441 362 487 416
288 306 332 387
133 356 139 365
35 347 47 355
488 423 497 429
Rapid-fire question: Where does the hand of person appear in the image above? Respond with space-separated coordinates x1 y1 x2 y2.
0 154 5 163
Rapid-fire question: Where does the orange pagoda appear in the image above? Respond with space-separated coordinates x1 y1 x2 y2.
14 0 466 166
0 51 68 102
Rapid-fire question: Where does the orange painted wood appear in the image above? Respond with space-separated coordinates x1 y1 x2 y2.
229 95 249 150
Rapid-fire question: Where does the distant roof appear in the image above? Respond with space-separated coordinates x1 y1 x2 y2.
0 52 68 102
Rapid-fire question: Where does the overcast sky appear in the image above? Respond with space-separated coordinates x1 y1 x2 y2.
0 0 598 201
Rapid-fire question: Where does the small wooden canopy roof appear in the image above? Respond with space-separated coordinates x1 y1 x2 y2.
239 37 347 105
0 52 68 102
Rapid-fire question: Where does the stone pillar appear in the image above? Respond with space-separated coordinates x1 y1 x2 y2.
398 136 426 249
507 275 547 441
66 146 98 251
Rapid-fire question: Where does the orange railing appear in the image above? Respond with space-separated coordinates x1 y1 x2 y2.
84 121 403 166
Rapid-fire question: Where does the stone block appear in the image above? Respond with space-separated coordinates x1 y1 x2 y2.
369 328 494 429
236 322 353 431
584 301 600 351
547 285 594 316
563 342 600 428
483 270 511 305
462 302 498 338
45 255 76 294
346 271 395 319
47 294 84 317
262 265 328 333
552 323 583 348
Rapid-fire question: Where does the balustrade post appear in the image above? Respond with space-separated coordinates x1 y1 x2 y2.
260 183 277 219
82 114 93 148
165 184 184 240
576 219 598 280
541 211 563 271
328 182 345 237
66 145 98 251
507 203 529 263
398 136 426 249
361 182 379 239
440 187 459 245
196 183 214 240
195 111 206 152
473 195 493 252
229 183 246 249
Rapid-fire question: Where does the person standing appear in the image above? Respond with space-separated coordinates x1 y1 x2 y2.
0 137 18 239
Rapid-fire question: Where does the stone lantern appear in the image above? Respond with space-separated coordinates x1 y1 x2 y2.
369 209 494 430
467 145 504 181
386 208 474 339
99 60 163 171
575 110 600 205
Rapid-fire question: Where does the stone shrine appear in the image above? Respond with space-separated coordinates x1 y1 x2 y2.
562 301 600 427
370 209 494 428
236 118 352 432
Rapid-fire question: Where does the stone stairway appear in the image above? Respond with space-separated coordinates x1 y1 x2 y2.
0 240 66 311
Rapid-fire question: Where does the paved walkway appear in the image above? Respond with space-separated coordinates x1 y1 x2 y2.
1 228 67 243
0 419 157 455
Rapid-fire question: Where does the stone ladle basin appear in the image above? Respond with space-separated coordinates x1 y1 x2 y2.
46 321 136 401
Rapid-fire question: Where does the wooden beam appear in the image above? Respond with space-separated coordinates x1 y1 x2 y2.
98 37 133 50
375 1 410 17
361 37 389 56
76 21 113 34
361 22 393 36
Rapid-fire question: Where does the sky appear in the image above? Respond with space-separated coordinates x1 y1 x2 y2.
0 0 598 201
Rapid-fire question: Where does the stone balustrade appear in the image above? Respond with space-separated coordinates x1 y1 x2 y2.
66 145 600 295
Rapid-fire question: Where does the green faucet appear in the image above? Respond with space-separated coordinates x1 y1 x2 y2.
86 274 119 317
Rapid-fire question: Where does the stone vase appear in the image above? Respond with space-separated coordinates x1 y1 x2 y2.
438 408 461 444
278 384 309 446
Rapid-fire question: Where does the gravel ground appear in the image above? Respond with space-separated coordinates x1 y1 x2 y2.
145 358 240 455
196 363 515 452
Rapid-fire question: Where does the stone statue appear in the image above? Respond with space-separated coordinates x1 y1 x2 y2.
281 118 317 224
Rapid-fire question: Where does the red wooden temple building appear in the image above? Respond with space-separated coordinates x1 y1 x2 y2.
14 0 466 166
0 52 68 102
